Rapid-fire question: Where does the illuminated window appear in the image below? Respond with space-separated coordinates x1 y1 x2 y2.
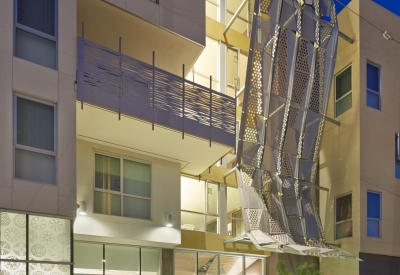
94 153 151 220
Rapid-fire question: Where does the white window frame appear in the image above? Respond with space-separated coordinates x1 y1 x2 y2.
367 190 382 238
366 61 381 110
13 93 57 184
334 192 352 240
93 151 152 220
335 64 352 118
13 0 58 69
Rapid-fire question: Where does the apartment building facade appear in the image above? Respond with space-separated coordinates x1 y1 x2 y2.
6 0 399 275
0 0 269 275
320 0 400 274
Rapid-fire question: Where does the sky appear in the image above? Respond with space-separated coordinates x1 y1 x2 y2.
334 0 400 16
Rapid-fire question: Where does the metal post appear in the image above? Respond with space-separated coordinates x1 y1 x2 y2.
152 51 155 130
118 37 122 120
210 75 213 147
223 0 248 35
234 85 238 154
81 21 84 110
102 244 105 275
139 247 142 275
25 215 29 275
182 64 185 139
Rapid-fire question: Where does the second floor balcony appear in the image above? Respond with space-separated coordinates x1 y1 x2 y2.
76 37 236 175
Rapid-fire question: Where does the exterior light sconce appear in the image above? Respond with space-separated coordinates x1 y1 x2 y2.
166 214 172 227
79 201 87 215
383 31 393 40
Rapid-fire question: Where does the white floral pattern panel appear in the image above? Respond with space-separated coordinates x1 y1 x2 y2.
29 261 70 275
28 216 70 262
0 261 26 275
0 212 27 260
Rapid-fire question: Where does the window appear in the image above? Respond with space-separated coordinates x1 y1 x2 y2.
181 176 219 233
94 153 151 220
0 211 72 274
14 0 57 69
74 242 160 275
335 66 352 117
335 193 352 239
367 63 380 109
367 191 381 237
14 96 56 184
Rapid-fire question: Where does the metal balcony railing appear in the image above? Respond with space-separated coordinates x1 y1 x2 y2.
77 37 236 147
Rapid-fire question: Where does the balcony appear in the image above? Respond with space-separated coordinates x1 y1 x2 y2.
76 38 236 175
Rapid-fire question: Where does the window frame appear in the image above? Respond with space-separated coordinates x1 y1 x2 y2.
181 176 220 233
13 0 59 69
13 93 58 185
92 151 153 220
334 64 352 118
366 61 381 110
334 192 352 240
367 190 382 238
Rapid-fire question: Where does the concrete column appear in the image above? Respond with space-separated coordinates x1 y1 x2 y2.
219 183 228 235
218 42 227 94
218 0 226 25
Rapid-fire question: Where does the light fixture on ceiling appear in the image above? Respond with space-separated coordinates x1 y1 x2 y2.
383 31 393 40
220 264 226 274
78 201 87 215
166 214 173 227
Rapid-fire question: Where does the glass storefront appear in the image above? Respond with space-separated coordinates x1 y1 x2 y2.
174 250 265 275
74 242 161 275
0 211 72 275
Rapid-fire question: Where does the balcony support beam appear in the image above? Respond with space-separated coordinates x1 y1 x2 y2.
223 0 248 35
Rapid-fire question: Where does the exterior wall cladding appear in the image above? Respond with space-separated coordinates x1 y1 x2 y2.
319 0 400 274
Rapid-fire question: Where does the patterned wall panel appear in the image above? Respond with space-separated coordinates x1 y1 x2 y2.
236 0 358 260
0 212 72 275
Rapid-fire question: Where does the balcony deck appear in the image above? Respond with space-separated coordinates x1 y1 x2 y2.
77 37 236 148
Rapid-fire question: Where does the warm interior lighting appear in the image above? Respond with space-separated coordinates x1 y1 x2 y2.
79 201 87 215
166 214 173 227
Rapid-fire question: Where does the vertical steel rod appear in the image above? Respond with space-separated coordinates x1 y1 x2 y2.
152 51 155 130
102 244 105 275
70 219 74 275
182 64 185 139
139 247 142 275
81 21 84 110
25 215 29 275
210 75 212 147
118 37 122 120
234 85 238 154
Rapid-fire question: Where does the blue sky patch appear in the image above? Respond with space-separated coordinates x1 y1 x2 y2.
334 0 400 17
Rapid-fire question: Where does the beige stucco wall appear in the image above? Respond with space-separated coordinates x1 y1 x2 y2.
0 0 77 217
319 0 361 274
105 0 206 46
359 0 400 257
74 139 182 247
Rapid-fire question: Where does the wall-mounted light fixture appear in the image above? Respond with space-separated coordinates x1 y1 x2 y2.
166 214 172 227
79 201 87 215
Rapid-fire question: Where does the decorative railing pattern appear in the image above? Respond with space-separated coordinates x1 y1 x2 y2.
77 37 236 147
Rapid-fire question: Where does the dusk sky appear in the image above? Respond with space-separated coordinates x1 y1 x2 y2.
334 0 400 16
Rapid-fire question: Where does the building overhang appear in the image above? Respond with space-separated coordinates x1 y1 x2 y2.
77 0 204 76
76 102 233 175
